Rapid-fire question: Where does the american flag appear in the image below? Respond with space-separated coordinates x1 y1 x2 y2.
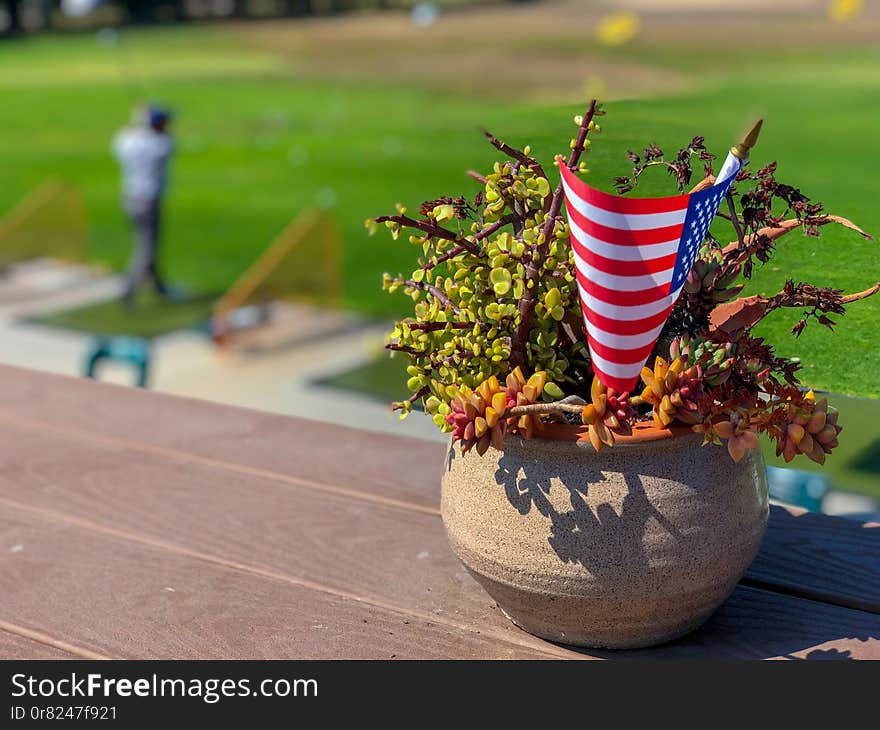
560 154 742 393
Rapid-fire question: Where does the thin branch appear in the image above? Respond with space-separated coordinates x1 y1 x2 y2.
726 191 746 250
623 160 683 192
385 343 419 354
401 278 461 315
392 386 429 411
375 214 482 256
406 321 478 332
710 278 880 334
842 281 880 304
715 210 743 225
688 175 715 193
475 214 515 241
721 213 873 258
423 216 515 272
507 402 585 417
423 244 470 272
467 170 488 184
510 99 598 368
507 395 645 419
483 130 548 181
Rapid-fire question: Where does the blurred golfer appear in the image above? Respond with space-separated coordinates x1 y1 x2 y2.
113 104 174 306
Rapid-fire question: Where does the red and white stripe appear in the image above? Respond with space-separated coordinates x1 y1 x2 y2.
560 164 690 393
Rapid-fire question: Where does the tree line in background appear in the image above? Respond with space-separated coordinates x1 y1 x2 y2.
1 0 522 35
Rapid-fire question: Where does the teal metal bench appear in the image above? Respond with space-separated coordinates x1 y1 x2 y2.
766 465 829 513
84 336 151 388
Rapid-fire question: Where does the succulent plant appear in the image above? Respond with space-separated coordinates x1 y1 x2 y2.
445 376 508 456
377 102 876 464
503 367 551 440
703 410 760 463
639 356 704 428
580 377 634 452
772 394 842 465
670 334 736 387
446 367 555 453
683 258 744 305
378 165 588 416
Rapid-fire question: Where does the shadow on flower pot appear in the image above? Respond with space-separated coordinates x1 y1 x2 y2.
495 450 683 582
489 449 878 658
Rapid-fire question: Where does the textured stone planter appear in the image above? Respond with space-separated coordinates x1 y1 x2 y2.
441 422 769 649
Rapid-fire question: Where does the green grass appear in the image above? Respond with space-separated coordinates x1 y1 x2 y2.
33 289 217 339
0 24 878 396
317 354 409 405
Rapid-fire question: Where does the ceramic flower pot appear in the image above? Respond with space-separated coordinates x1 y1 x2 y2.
440 422 769 649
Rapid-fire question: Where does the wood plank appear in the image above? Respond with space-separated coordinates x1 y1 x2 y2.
592 585 880 660
0 365 876 614
746 506 880 614
0 364 443 512
0 627 83 659
0 505 561 660
0 417 588 659
0 415 876 659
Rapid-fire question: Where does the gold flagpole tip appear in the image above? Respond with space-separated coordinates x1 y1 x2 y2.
731 118 763 160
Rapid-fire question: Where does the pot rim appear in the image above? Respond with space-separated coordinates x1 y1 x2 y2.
531 421 695 446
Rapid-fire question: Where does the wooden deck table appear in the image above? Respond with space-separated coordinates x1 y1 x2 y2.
0 364 877 660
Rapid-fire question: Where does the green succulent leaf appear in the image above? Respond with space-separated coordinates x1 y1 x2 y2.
489 267 512 296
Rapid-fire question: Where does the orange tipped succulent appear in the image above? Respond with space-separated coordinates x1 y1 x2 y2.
446 376 507 455
640 356 704 428
504 366 549 440
580 376 633 453
708 410 760 463
448 367 556 454
775 395 842 465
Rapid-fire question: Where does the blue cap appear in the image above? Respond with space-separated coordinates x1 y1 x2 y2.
147 106 170 128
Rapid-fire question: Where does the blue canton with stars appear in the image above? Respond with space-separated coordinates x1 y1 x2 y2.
669 179 734 293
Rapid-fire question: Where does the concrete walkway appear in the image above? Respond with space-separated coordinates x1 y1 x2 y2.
0 260 442 443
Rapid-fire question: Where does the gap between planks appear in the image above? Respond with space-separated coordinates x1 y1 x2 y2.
0 411 440 518
0 495 585 661
0 618 108 660
739 575 878 616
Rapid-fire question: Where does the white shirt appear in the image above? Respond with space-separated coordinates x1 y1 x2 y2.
112 126 174 201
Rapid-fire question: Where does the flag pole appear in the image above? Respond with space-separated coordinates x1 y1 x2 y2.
731 118 763 161
715 119 763 183
718 119 762 249
715 119 764 185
